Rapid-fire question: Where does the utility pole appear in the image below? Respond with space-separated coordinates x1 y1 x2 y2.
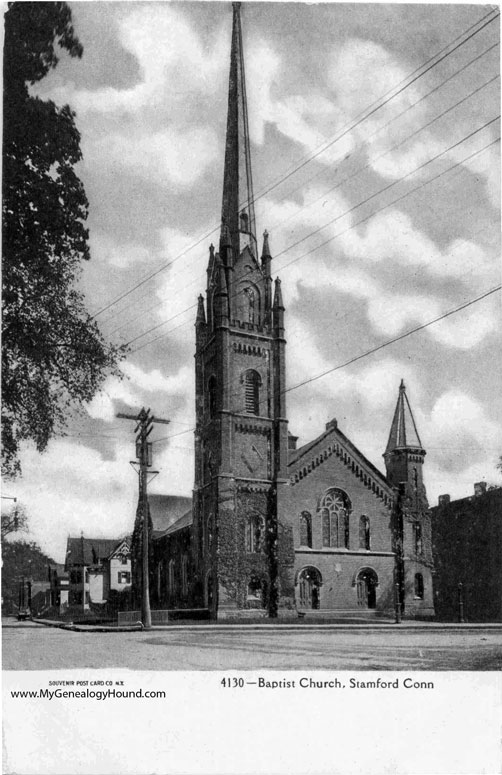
117 408 170 630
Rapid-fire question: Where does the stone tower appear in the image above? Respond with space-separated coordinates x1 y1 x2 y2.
192 3 289 618
384 380 434 616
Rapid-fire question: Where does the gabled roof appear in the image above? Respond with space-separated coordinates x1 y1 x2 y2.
288 419 393 505
163 508 193 538
148 494 192 537
385 379 423 454
65 537 127 569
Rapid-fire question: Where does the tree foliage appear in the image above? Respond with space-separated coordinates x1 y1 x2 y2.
2 2 124 477
1 501 29 539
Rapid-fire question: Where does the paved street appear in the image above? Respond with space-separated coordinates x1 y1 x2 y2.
3 621 502 670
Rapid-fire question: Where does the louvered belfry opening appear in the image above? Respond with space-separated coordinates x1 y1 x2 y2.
244 369 260 414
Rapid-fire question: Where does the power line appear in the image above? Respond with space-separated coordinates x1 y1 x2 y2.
104 54 499 341
129 121 499 351
150 281 501 444
284 285 501 395
90 8 499 323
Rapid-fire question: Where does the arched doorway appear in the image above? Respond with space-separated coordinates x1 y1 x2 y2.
356 568 378 609
297 567 322 610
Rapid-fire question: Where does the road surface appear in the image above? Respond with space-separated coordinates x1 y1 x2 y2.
3 621 502 670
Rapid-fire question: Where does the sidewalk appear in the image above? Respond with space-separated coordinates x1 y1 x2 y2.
5 616 502 633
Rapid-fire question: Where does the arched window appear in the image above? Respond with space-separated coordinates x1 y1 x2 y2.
206 514 214 550
319 489 351 548
299 512 312 548
247 575 267 607
236 282 260 324
181 555 188 597
413 522 423 555
246 515 265 553
208 376 217 418
414 573 424 599
168 559 175 593
359 516 370 550
244 370 261 415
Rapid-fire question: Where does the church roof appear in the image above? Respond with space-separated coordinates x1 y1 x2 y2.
148 494 192 537
385 379 423 454
288 419 392 503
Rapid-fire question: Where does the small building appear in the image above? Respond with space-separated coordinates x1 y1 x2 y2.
431 483 502 622
64 535 132 611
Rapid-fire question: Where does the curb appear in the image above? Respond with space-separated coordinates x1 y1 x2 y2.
26 619 502 634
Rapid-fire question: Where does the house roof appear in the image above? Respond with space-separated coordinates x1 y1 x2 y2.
148 494 192 537
65 537 130 568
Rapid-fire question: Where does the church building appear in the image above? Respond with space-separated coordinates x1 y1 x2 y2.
146 3 434 620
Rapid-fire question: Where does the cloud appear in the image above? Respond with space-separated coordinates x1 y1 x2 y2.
15 439 138 562
51 6 227 116
423 390 502 500
91 126 218 188
121 363 193 396
86 376 139 422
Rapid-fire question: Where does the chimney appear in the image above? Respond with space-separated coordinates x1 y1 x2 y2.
438 494 450 507
288 432 298 452
474 481 487 497
325 418 338 432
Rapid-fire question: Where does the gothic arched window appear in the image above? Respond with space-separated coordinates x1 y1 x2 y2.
181 555 188 597
168 559 175 594
300 512 312 548
247 575 267 607
246 515 265 553
244 370 261 415
359 516 370 550
413 522 423 555
208 376 217 418
319 489 351 548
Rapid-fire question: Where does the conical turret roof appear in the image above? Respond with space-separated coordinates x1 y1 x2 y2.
385 380 423 454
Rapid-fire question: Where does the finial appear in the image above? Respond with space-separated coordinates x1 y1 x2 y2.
262 229 271 260
400 379 405 391
209 244 215 257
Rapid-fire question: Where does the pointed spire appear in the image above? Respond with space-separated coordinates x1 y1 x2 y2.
261 230 271 263
273 277 284 336
273 277 284 309
196 294 206 327
214 254 229 325
385 380 423 454
221 2 257 260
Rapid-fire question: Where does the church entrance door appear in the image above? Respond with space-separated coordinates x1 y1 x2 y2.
356 568 378 609
298 567 322 610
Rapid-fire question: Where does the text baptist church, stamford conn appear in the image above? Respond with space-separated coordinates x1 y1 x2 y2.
130 3 435 621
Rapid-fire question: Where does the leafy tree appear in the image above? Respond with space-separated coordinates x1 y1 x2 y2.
2 2 124 477
1 501 29 539
1 539 57 613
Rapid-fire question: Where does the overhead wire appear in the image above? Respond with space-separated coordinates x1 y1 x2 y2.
104 47 499 341
128 118 500 351
90 8 499 324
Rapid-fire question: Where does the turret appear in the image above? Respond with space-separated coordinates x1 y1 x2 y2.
195 294 206 328
384 380 427 503
272 277 285 337
214 254 229 327
261 230 272 317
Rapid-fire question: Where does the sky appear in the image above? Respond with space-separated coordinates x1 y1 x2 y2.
4 1 501 563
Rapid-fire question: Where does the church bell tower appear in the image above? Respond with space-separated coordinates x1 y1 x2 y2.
192 3 290 619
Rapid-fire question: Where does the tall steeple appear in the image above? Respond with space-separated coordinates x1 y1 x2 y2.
384 380 426 493
221 2 257 262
